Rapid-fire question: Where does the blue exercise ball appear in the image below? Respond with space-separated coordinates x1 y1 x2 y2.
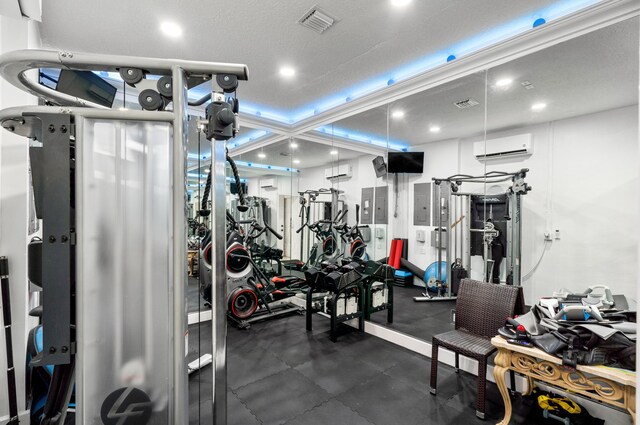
424 261 447 291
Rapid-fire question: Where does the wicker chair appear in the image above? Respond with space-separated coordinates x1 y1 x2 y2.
430 278 524 419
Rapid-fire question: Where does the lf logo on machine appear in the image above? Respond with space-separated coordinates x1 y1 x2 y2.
100 387 153 425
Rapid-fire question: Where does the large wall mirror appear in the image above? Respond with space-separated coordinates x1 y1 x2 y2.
360 16 639 344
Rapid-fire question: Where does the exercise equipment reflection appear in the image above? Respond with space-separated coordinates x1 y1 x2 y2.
415 169 531 303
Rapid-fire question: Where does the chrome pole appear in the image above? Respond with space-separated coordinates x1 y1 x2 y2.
212 125 228 424
172 65 188 425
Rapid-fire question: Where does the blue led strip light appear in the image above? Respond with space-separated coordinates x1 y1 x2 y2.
315 126 409 151
234 160 300 173
215 0 596 125
227 129 271 149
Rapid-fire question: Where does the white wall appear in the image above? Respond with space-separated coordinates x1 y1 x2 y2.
246 174 297 252
395 105 638 303
0 14 40 422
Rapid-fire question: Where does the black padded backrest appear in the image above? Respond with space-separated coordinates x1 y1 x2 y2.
455 279 522 338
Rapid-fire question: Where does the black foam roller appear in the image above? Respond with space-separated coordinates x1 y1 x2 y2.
400 258 425 281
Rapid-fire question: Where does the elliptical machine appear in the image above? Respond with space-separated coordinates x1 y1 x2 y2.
199 182 305 329
335 204 368 261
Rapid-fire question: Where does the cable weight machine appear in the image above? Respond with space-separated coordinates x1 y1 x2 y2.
414 169 531 302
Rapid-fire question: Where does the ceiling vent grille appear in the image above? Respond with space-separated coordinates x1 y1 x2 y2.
298 6 337 34
453 98 480 109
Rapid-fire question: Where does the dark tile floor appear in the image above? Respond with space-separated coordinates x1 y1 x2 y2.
188 276 209 313
187 310 536 425
369 284 456 341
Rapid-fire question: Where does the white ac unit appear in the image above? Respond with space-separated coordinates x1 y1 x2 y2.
473 134 533 161
260 178 277 189
324 164 352 180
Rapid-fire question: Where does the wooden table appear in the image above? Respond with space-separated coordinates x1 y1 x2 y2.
187 250 199 276
492 336 636 425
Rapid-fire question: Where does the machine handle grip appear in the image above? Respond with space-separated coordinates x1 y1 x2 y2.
265 224 283 240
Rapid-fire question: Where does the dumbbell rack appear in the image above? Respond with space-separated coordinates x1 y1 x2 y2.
305 281 366 342
362 261 395 323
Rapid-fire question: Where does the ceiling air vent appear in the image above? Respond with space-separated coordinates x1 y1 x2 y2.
453 98 480 109
298 5 337 34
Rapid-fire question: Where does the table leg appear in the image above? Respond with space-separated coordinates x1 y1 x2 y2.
626 386 635 424
522 377 534 396
494 348 513 425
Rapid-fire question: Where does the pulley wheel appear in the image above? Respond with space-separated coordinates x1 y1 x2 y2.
228 287 258 319
157 76 173 98
119 67 144 85
226 245 250 274
138 89 164 111
216 74 238 93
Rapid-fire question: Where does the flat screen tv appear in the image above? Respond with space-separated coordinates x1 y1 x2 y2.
56 69 117 108
387 152 424 173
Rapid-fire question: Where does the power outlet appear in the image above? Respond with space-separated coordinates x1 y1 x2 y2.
544 232 552 241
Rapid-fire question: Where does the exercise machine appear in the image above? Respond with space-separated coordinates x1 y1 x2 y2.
335 204 369 261
415 169 531 302
0 49 248 424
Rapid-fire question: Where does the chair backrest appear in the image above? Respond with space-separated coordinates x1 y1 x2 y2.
455 279 523 338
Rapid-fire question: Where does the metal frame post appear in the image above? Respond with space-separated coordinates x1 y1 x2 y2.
171 65 189 425
212 126 228 424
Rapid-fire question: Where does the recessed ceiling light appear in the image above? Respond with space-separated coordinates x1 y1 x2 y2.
279 66 296 78
391 0 412 7
429 126 441 133
258 152 266 159
391 110 405 119
495 78 513 88
160 21 183 38
293 159 300 164
290 142 298 148
330 150 338 155
531 102 547 112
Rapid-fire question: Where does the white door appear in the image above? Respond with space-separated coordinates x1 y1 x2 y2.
283 196 292 259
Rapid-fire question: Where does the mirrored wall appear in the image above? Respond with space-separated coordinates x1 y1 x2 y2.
361 16 638 342
183 14 638 423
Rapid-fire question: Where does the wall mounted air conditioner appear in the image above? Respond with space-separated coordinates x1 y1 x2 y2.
473 134 533 161
260 178 277 190
325 164 352 180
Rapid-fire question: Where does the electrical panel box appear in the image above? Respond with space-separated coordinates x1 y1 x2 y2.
374 186 388 224
361 187 374 225
416 230 426 243
414 182 431 226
